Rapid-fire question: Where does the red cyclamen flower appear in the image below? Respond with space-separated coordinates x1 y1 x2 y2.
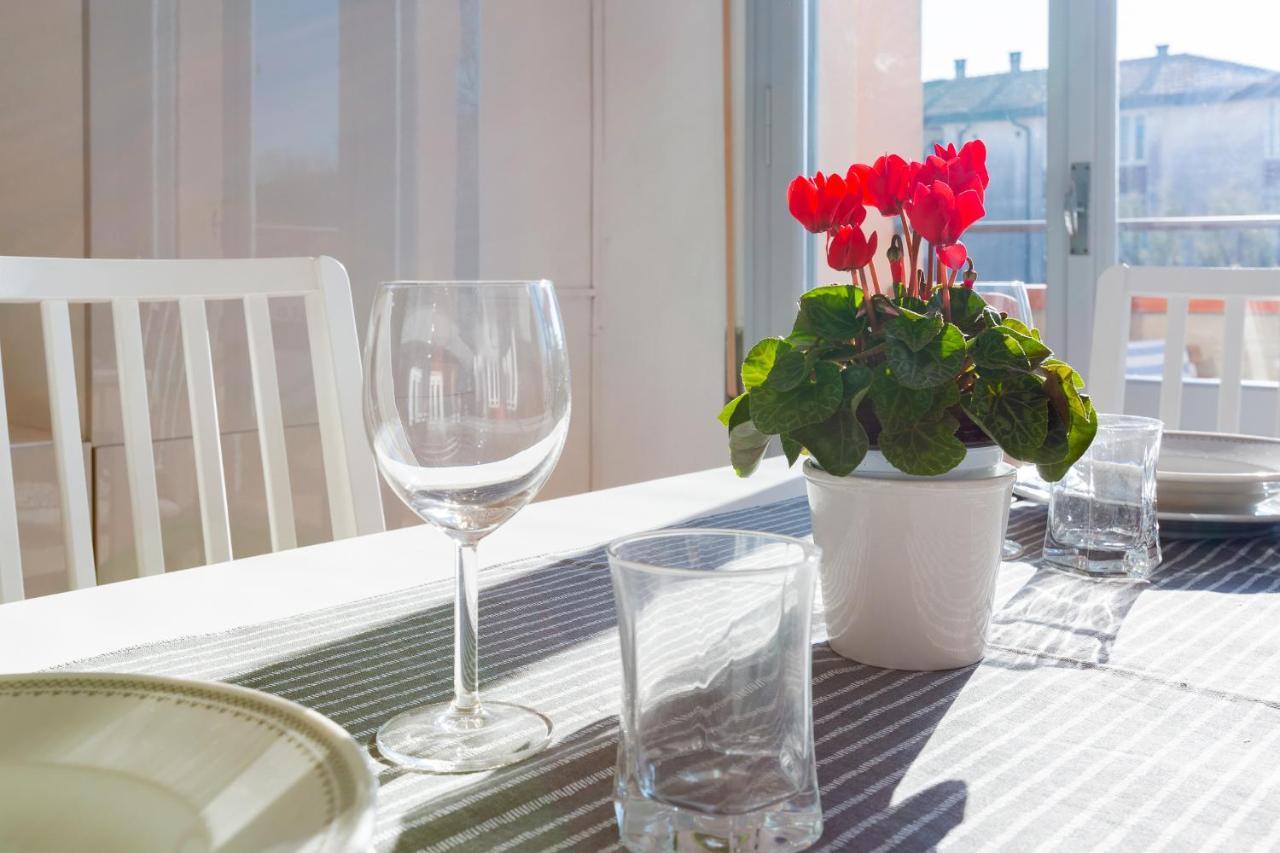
826 225 879 272
941 139 989 197
904 180 985 270
848 154 915 217
787 171 866 234
915 140 989 199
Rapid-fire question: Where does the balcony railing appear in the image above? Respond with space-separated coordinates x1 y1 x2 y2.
968 214 1280 234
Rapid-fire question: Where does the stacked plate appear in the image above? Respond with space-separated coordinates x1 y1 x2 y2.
1016 430 1280 537
0 673 376 853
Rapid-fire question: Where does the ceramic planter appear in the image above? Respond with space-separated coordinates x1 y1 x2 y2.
803 453 1017 671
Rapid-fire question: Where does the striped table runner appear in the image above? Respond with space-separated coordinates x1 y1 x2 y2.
64 499 1280 852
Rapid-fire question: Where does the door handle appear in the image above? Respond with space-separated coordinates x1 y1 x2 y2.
1065 161 1090 255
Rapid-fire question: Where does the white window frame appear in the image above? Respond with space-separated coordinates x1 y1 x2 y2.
746 0 1119 375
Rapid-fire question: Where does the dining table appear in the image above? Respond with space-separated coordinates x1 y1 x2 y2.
2 456 1279 852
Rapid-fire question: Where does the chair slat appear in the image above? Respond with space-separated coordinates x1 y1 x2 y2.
244 294 297 551
41 300 96 589
1218 296 1247 433
308 258 383 538
305 291 357 540
112 299 165 576
179 297 233 564
1158 295 1189 429
0 341 24 603
1088 266 1132 414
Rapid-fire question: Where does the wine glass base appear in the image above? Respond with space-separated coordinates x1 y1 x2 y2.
375 700 553 773
1001 538 1026 561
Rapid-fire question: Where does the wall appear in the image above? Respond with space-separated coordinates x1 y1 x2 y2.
0 0 735 585
0 0 87 434
814 2 923 271
0 0 89 595
592 0 730 488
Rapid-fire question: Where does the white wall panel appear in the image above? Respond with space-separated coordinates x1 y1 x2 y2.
479 0 593 498
592 0 728 488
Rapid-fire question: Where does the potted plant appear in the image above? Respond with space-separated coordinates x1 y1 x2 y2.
719 141 1097 670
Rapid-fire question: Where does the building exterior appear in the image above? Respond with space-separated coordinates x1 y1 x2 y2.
924 46 1280 284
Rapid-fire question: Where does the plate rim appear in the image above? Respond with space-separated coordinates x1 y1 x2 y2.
0 671 377 851
1158 430 1280 485
1013 481 1280 525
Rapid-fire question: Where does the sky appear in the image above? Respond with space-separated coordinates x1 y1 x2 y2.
921 0 1280 81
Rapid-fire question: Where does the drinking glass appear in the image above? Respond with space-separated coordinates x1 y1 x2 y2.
607 529 823 852
363 280 571 772
974 281 1035 560
1042 414 1163 580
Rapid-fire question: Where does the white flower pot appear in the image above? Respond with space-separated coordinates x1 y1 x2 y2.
803 455 1017 671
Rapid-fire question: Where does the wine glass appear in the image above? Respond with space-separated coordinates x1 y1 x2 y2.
974 282 1034 561
363 280 571 772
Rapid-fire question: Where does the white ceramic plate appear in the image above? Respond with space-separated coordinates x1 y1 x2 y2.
0 673 376 853
1015 462 1280 533
1155 431 1280 512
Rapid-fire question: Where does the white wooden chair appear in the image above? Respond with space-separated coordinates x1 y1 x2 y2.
1090 264 1280 433
0 256 383 603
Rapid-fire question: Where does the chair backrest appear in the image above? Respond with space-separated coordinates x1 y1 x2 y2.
0 256 383 603
1090 263 1280 434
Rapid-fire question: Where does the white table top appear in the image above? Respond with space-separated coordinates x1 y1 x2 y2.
0 459 804 673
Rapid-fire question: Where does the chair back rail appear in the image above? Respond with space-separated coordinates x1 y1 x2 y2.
0 256 383 603
1091 265 1280 434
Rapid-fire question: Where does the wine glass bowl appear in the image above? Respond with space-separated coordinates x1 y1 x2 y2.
363 280 571 772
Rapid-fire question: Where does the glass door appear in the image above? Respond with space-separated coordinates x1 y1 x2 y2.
756 1 1090 362
1108 0 1280 431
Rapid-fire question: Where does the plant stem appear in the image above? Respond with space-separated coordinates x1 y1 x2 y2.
868 261 882 295
850 342 887 361
899 211 917 294
942 282 953 324
453 541 481 711
857 269 879 332
947 265 958 287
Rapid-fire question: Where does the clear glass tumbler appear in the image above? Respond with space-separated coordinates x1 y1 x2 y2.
607 529 823 852
1042 414 1163 580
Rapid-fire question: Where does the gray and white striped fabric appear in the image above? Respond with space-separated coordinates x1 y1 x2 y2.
63 499 1280 851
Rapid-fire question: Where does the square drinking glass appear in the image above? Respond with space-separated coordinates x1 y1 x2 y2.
1042 414 1163 580
607 529 823 852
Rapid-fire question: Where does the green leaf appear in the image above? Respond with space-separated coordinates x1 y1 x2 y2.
868 371 937 430
764 346 809 391
842 364 874 408
1037 396 1097 482
1001 322 1052 362
897 295 929 314
717 393 749 428
798 285 865 340
729 420 773 477
1035 359 1099 481
929 287 990 334
969 326 1033 372
792 407 869 477
749 361 844 434
962 371 1050 458
741 338 790 391
878 413 966 476
1041 357 1085 391
884 307 944 353
1003 316 1042 341
781 434 804 467
885 323 966 388
1017 400 1070 465
809 343 857 364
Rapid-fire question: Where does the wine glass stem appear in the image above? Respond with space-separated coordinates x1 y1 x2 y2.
453 541 481 712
